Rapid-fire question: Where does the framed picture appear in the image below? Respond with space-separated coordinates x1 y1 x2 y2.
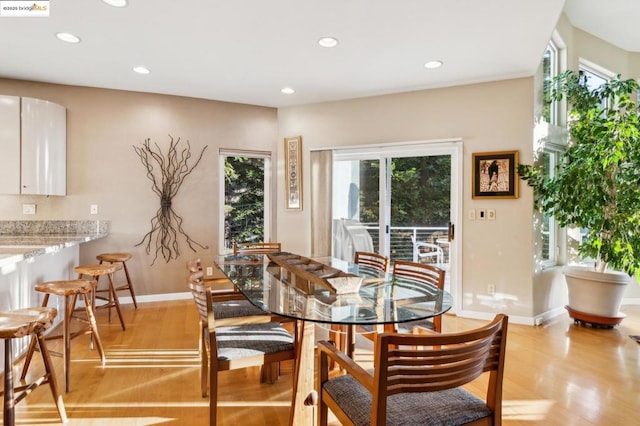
285 136 303 210
472 150 519 199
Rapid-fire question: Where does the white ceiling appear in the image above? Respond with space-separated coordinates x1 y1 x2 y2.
0 1 634 108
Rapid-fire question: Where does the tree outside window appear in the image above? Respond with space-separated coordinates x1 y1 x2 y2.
223 155 268 250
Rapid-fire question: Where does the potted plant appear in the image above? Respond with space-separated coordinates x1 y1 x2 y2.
518 69 640 326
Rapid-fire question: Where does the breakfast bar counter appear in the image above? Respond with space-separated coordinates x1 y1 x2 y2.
0 220 110 372
0 232 108 268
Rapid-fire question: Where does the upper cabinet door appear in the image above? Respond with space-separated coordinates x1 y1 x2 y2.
0 95 21 194
21 97 67 195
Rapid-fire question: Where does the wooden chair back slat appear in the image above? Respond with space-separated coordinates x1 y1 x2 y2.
392 260 444 289
188 274 209 324
354 251 390 273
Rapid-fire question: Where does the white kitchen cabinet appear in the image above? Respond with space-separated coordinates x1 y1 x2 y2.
21 97 67 195
0 95 66 195
0 95 21 194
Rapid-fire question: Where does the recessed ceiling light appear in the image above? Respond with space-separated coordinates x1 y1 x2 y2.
133 66 151 75
424 60 443 69
318 37 339 48
102 0 127 7
281 87 295 95
55 32 81 43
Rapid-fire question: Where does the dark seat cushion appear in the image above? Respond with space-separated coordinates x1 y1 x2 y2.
213 299 265 319
323 374 492 426
216 322 293 360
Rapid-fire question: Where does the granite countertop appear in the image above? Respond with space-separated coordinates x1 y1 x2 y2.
0 220 109 267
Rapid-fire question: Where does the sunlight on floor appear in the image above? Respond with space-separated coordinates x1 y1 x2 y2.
218 400 291 407
73 348 200 368
502 399 555 421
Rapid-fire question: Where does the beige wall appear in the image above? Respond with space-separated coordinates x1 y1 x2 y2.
277 78 539 321
0 78 277 296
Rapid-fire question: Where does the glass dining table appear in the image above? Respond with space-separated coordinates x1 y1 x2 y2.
215 252 452 426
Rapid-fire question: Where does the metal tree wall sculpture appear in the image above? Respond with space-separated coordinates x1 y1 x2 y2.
133 136 208 265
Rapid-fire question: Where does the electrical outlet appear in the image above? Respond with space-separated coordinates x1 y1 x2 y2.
206 266 213 276
487 208 496 220
90 204 98 215
22 204 36 215
488 284 495 295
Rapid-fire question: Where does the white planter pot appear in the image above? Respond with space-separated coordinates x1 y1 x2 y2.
563 265 630 318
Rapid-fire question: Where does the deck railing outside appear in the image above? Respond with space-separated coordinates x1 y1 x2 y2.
361 224 449 263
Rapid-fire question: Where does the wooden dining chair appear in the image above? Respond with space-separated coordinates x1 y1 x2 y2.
392 260 446 333
330 251 390 360
186 259 288 396
317 314 509 426
232 241 281 255
188 275 296 425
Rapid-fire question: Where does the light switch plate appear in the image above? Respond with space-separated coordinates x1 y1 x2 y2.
468 209 476 220
478 209 486 220
90 204 98 215
487 209 496 220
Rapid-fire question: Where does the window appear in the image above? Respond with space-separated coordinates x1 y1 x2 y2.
537 38 565 266
540 149 559 266
219 150 272 252
542 41 559 124
579 61 613 110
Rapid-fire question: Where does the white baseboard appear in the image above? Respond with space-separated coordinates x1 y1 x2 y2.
117 291 192 305
456 309 542 326
622 298 640 306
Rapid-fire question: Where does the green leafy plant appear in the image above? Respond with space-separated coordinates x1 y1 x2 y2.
518 70 640 276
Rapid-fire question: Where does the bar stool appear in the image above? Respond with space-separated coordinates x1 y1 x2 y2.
1 307 67 425
75 263 126 331
97 252 138 309
20 279 106 393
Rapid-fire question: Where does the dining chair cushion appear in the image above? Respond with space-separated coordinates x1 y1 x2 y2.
215 322 294 360
213 300 266 319
323 374 492 426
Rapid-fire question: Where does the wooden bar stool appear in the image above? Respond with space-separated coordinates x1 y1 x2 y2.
75 263 126 331
97 252 138 309
20 280 106 394
1 307 67 424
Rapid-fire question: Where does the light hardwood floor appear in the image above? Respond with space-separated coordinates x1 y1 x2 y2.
5 299 640 425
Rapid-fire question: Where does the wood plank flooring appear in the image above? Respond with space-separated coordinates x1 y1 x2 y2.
4 299 640 425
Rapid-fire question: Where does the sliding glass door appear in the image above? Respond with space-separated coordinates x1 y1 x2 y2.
332 141 461 298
